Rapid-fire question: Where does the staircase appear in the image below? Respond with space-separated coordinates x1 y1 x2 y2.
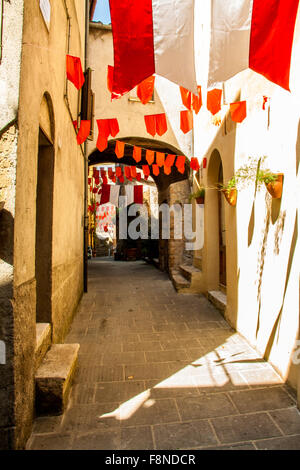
34 323 79 415
171 264 203 294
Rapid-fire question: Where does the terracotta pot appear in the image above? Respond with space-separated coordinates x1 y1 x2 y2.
195 196 205 204
222 188 237 206
265 173 283 199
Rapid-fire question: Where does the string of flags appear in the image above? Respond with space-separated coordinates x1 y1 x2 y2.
67 55 270 166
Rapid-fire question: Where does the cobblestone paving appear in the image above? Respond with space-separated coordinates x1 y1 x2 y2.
27 259 300 450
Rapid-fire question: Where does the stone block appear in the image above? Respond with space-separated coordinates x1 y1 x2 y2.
35 344 80 415
35 323 51 371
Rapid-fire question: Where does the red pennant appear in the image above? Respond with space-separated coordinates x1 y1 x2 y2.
176 155 186 174
92 188 98 194
230 101 247 123
137 76 155 104
156 152 165 167
180 87 192 110
156 114 168 136
164 164 172 175
107 65 114 93
262 96 269 110
95 177 100 186
116 167 123 178
133 146 142 163
192 86 202 115
180 110 193 134
73 120 78 130
115 140 125 159
131 166 137 179
136 173 142 182
109 118 120 137
144 115 156 137
142 165 150 177
134 185 143 205
77 120 91 145
202 158 207 169
66 55 85 90
165 154 176 167
152 164 160 176
102 176 108 185
146 150 155 165
124 167 131 179
207 89 222 115
88 178 91 185
190 157 200 172
119 175 125 183
93 168 99 179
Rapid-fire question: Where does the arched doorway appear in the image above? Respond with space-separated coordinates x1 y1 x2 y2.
87 137 190 275
35 94 55 323
207 149 227 291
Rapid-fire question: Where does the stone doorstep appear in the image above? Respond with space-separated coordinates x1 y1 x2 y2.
35 323 52 371
208 290 227 314
170 270 191 293
179 264 202 282
35 344 80 416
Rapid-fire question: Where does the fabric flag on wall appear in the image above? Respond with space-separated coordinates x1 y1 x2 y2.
66 55 85 90
180 110 193 134
109 0 197 95
208 0 299 91
230 101 247 123
144 114 168 137
137 76 155 104
115 140 125 159
207 89 222 115
100 184 120 206
97 119 120 152
76 120 90 145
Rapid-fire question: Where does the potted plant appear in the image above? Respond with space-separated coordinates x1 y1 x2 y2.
256 169 284 199
189 187 205 204
219 176 237 206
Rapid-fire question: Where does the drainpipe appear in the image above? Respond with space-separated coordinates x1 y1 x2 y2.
83 0 89 293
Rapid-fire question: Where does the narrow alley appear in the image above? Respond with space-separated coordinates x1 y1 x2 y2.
27 259 300 450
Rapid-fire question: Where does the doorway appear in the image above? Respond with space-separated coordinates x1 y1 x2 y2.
35 128 54 323
218 164 226 290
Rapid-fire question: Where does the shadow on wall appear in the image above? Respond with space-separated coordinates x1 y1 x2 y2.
0 209 14 266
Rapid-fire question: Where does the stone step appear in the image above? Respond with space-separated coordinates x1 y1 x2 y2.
171 270 191 293
208 290 227 314
35 323 51 371
35 343 80 416
179 264 202 281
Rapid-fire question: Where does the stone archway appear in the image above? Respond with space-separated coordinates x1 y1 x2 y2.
88 137 191 274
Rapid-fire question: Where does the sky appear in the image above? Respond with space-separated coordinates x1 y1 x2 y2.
93 0 111 24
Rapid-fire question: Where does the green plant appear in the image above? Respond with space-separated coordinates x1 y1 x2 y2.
256 168 279 185
218 176 237 193
189 187 205 202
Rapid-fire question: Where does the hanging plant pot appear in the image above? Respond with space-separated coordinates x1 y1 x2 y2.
265 173 283 199
222 188 237 206
195 196 205 204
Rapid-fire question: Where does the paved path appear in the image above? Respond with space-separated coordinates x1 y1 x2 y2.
27 260 300 450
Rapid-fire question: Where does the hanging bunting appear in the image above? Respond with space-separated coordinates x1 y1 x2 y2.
176 155 186 174
134 185 143 205
207 89 222 116
116 167 123 178
115 140 125 159
192 86 202 114
131 166 137 179
152 164 160 176
73 120 78 130
124 167 131 179
77 120 91 145
165 154 176 167
146 149 155 165
142 165 150 178
66 55 85 90
156 152 165 167
190 157 200 172
136 173 142 182
262 96 269 110
180 86 192 110
202 158 207 169
137 76 155 104
100 184 120 207
96 119 120 152
180 110 193 134
230 101 247 123
164 164 172 175
133 146 142 163
144 114 167 137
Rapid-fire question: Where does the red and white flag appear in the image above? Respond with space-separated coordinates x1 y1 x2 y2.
109 0 197 95
208 0 299 91
100 184 120 207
